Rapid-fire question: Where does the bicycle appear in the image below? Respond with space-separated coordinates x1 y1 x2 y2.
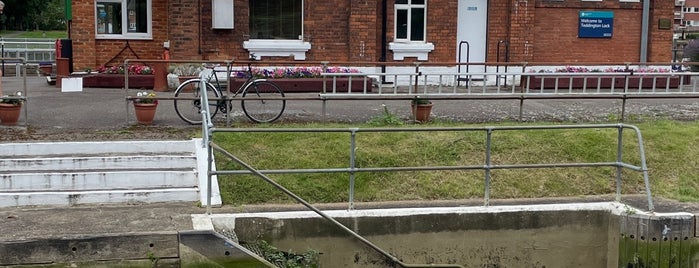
173 60 286 124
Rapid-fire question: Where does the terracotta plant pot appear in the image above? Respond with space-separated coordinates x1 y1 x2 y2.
411 103 433 123
0 103 22 125
133 103 158 125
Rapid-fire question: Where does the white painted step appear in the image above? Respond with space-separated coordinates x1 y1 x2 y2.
1 170 198 191
0 139 221 208
0 155 197 172
0 140 197 156
0 188 200 207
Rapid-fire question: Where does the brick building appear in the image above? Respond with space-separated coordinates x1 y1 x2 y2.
69 0 674 71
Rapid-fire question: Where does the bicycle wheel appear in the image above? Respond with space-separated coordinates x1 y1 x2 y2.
174 79 222 124
241 80 286 123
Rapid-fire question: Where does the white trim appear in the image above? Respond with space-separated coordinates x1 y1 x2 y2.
389 42 434 60
95 0 153 39
243 39 312 60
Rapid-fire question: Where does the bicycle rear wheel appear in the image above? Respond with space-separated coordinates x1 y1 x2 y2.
174 79 221 124
241 80 286 123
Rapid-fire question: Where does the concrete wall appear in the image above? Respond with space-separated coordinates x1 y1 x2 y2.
228 207 619 267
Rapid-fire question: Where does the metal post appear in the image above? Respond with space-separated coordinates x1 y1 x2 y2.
484 128 493 206
349 128 358 210
615 126 623 202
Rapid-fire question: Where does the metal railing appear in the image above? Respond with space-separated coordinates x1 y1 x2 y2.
199 84 465 268
319 70 699 122
0 38 56 63
206 124 654 212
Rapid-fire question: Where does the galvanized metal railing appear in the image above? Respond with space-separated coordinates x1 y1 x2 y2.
319 70 699 122
206 124 654 212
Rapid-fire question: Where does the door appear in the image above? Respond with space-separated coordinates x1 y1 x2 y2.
457 0 488 77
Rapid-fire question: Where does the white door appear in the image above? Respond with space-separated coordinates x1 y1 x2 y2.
457 0 488 77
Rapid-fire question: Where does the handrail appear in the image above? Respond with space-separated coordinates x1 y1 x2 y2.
207 124 654 211
201 123 653 267
209 142 465 268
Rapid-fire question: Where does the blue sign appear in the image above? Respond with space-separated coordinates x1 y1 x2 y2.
579 11 613 38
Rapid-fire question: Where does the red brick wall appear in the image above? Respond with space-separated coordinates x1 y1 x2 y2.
71 0 169 69
528 0 672 63
69 0 674 68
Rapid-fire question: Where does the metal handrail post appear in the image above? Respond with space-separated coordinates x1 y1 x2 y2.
627 124 654 211
484 128 493 206
615 126 623 202
349 128 358 210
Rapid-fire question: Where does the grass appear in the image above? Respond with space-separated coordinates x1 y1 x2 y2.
210 119 699 206
8 30 68 39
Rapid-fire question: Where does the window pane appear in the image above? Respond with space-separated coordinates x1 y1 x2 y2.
396 0 408 4
97 2 122 34
396 9 408 39
411 0 425 4
410 8 424 41
249 0 302 39
127 0 148 33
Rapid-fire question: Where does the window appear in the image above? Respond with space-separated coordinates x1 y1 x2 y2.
96 0 151 39
243 0 310 60
389 0 433 60
395 0 426 42
249 0 302 40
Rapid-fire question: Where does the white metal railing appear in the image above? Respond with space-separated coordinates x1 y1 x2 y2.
0 38 56 63
319 71 699 121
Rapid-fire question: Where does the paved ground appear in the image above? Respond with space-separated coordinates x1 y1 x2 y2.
3 75 699 141
0 75 698 242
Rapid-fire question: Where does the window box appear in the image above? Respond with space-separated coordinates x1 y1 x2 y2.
81 74 154 89
228 78 372 93
388 42 435 60
243 40 312 60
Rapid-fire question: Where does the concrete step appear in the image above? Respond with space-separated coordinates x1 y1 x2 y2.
0 140 198 157
0 188 200 207
1 170 198 191
0 139 222 207
0 155 197 172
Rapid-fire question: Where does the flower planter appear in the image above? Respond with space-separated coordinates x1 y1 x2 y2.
524 75 691 89
0 103 22 125
411 103 433 123
133 103 158 125
39 64 53 76
81 74 155 89
228 78 371 93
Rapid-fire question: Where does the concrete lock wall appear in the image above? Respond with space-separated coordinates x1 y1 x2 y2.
225 205 699 267
230 209 619 267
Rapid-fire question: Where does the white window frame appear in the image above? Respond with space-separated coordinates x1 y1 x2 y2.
394 0 427 42
243 0 310 60
390 0 433 60
95 0 153 40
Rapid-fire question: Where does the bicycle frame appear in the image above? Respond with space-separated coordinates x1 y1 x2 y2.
202 63 259 97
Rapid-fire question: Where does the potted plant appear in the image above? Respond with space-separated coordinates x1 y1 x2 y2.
410 96 432 123
0 91 25 125
132 91 158 125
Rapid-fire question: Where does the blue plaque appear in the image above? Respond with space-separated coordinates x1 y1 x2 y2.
579 11 613 38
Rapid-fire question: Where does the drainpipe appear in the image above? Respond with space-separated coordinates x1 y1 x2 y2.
639 0 650 62
198 0 202 55
380 0 387 83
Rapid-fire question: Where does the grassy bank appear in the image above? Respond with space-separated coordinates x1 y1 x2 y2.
211 120 699 206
